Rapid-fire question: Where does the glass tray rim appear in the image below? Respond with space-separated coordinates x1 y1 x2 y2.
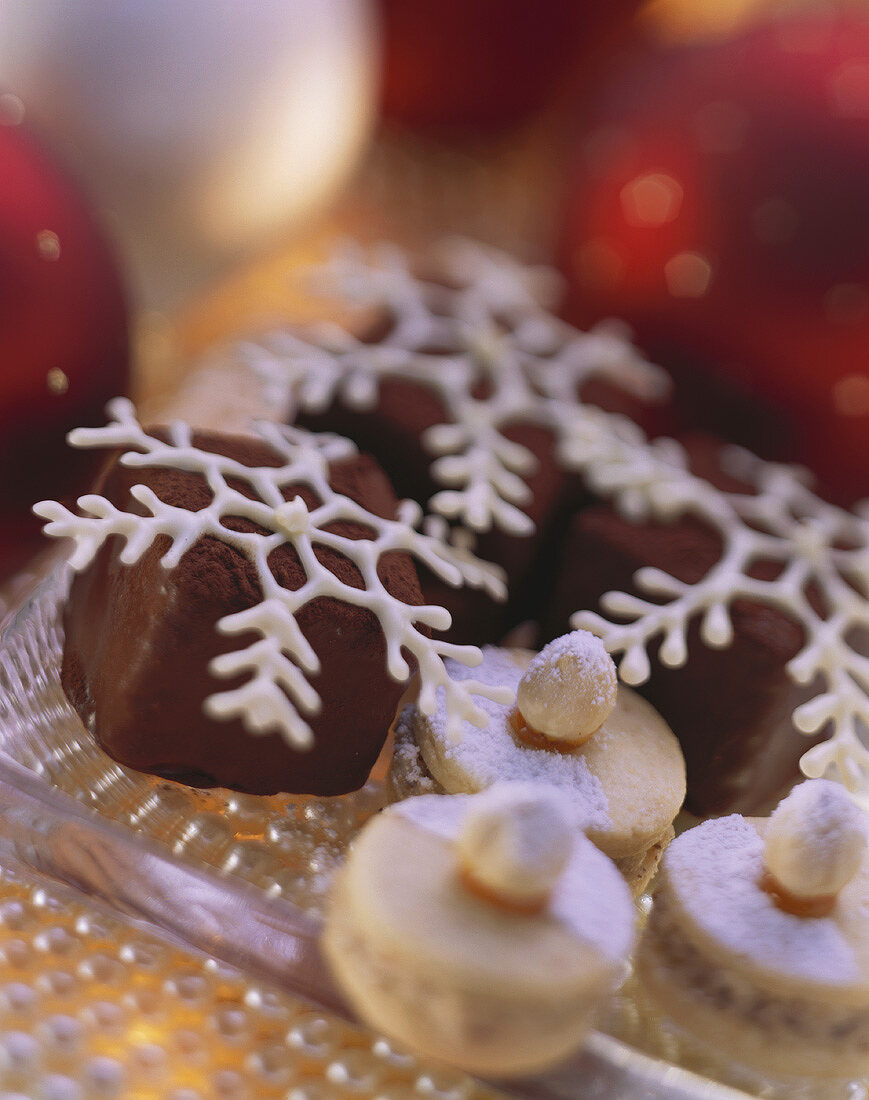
0 559 751 1100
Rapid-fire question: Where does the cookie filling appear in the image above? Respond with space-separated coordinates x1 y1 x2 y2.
644 890 869 1050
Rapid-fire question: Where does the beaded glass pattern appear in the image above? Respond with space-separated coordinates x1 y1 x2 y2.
0 568 383 920
0 846 506 1100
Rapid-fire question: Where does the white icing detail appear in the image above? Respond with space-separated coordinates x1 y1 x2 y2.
565 428 869 800
228 234 869 801
765 779 867 900
456 782 574 908
33 399 513 750
273 496 311 537
240 238 670 536
517 630 617 745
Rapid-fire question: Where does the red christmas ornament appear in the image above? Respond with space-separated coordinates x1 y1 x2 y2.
561 9 869 502
0 120 129 583
377 0 644 130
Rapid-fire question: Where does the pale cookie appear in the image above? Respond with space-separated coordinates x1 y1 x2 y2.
638 779 869 1080
322 783 636 1076
388 633 685 895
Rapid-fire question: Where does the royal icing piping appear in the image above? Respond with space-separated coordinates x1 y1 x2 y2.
570 433 869 797
237 237 869 799
33 399 513 750
240 238 670 537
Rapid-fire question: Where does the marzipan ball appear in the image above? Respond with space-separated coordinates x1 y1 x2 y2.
517 630 617 746
765 779 866 901
456 782 574 910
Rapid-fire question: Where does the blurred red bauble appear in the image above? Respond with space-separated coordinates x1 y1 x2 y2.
0 118 129 582
378 0 644 130
561 8 869 502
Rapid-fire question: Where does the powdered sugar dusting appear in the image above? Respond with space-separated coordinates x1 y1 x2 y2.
395 788 634 961
667 815 861 987
528 631 608 680
426 648 610 831
391 708 439 795
395 790 472 841
554 826 635 962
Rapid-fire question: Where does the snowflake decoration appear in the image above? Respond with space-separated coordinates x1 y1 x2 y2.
227 237 869 794
33 399 512 751
565 407 869 797
241 238 670 538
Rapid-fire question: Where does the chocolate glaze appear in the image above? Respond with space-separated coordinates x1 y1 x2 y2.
61 430 423 796
543 436 824 815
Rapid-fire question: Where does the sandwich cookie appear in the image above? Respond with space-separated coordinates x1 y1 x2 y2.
389 630 686 894
638 779 869 1079
322 781 637 1075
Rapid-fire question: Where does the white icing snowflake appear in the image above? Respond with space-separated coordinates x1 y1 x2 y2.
33 399 512 751
241 238 670 538
567 411 869 797
232 237 869 795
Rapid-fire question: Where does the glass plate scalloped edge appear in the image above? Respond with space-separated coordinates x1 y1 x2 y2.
0 559 752 1100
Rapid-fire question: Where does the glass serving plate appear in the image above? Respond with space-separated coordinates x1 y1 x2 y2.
0 840 509 1100
0 560 843 1100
